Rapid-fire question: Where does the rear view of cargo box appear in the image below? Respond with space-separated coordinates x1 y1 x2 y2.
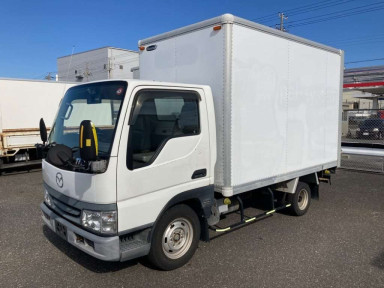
139 14 343 196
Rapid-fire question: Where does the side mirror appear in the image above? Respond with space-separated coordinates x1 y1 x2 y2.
39 118 47 144
79 120 98 161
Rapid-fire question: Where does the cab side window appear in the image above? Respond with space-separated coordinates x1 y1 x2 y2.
127 90 200 170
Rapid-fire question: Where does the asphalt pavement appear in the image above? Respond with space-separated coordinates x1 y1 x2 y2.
0 169 384 288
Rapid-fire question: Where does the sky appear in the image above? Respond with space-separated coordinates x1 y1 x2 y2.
0 0 383 79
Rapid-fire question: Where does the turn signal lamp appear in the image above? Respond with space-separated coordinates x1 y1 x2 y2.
213 25 222 31
139 46 145 51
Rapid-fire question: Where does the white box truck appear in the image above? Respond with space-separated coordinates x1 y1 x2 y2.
0 79 75 170
39 14 343 270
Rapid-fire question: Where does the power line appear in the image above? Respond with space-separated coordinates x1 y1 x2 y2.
261 0 358 24
336 39 384 46
287 2 384 28
254 1 384 32
338 40 384 48
345 58 384 64
331 33 384 44
288 1 384 24
288 0 357 17
288 7 384 28
254 0 336 22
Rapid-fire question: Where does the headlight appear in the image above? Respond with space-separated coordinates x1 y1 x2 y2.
373 128 379 132
356 128 360 131
81 210 117 234
44 190 52 207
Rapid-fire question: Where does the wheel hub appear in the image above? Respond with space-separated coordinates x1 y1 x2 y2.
298 188 309 210
162 218 193 259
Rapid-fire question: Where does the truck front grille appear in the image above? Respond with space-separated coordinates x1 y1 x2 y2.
51 197 81 217
48 194 82 225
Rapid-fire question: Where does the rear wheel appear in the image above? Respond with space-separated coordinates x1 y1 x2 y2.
287 182 311 216
148 204 200 270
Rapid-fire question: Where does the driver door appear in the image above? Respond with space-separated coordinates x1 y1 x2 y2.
116 85 211 232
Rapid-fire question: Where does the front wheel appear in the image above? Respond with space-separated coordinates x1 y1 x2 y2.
287 182 311 216
148 204 201 270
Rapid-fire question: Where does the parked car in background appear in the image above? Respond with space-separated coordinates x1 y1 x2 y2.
356 119 384 139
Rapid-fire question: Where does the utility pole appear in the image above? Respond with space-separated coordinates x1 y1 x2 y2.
276 12 288 32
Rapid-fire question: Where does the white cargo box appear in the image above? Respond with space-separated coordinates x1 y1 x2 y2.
139 14 343 196
0 79 75 154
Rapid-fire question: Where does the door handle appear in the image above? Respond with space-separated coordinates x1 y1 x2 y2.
192 169 207 179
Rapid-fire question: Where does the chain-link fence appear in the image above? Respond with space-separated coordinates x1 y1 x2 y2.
341 109 384 173
342 109 384 144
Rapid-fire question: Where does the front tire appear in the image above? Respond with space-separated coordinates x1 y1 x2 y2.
148 204 201 270
287 182 311 216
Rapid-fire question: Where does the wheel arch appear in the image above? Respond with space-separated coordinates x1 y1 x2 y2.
149 185 214 243
299 173 319 200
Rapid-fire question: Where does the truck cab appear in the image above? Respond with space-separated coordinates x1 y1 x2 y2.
41 80 217 269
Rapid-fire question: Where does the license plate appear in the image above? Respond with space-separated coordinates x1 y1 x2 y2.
363 132 369 136
55 221 67 240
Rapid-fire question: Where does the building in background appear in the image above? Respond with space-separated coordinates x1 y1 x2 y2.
342 65 384 137
343 65 384 110
342 90 375 110
57 47 139 82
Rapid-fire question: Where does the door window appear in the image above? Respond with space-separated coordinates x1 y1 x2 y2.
127 90 200 170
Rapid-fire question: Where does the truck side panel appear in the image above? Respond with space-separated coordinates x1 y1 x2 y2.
231 24 341 187
231 25 289 185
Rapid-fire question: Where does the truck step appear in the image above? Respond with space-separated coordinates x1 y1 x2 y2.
212 204 291 233
120 238 151 261
120 239 148 252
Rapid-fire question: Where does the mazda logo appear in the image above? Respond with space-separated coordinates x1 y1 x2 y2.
56 172 63 188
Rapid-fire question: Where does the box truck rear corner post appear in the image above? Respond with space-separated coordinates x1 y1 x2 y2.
38 14 343 270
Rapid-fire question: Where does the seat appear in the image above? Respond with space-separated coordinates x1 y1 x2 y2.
131 101 156 163
175 101 199 135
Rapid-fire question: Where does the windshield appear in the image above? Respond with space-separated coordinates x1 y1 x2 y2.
49 81 127 159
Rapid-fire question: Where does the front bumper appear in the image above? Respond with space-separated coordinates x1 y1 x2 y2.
41 202 121 261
